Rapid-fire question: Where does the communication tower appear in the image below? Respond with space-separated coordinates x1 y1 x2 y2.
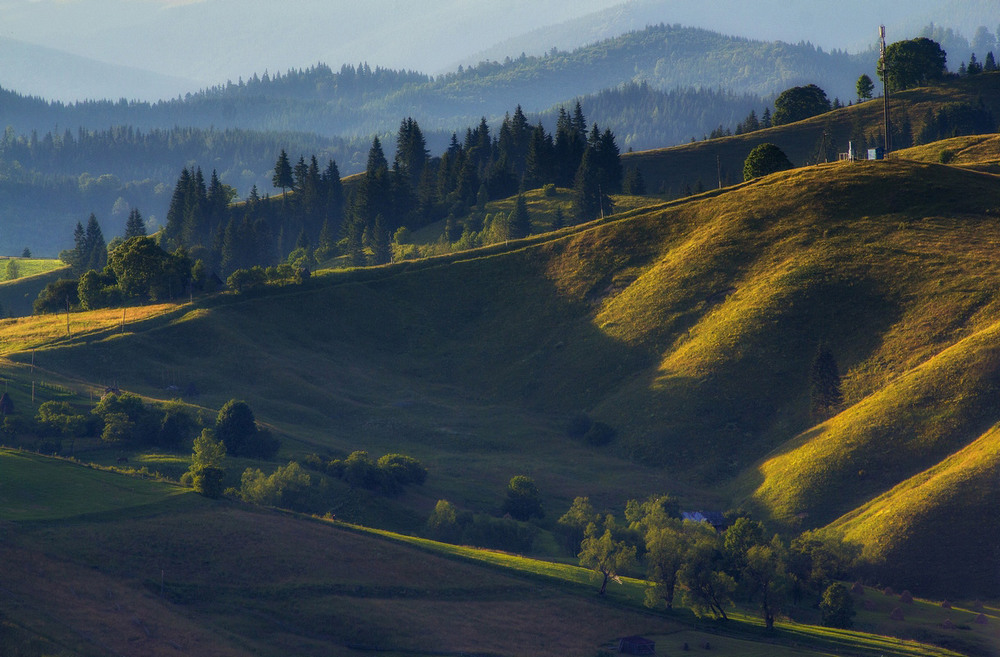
880 25 891 156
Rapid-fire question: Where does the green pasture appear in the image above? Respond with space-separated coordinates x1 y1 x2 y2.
0 448 188 520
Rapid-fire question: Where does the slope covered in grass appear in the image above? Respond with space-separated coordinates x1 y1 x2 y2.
7 154 1000 597
826 424 1000 597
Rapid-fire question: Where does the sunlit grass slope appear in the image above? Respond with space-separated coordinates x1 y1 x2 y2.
825 424 1000 597
895 134 1000 174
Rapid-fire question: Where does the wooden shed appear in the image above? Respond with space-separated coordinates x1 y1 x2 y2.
619 635 655 654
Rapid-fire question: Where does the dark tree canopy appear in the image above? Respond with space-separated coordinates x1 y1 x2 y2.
272 149 294 196
879 37 948 92
820 583 855 628
772 84 831 126
502 475 543 521
742 143 793 181
215 399 258 456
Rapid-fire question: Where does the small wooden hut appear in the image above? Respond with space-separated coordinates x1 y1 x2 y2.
619 636 655 655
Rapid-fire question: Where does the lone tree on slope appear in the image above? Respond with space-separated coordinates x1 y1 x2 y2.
743 143 793 181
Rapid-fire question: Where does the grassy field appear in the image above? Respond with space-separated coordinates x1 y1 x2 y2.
0 448 188 520
0 261 70 317
0 449 981 657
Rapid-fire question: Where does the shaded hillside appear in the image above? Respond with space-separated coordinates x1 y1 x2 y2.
827 424 1000 597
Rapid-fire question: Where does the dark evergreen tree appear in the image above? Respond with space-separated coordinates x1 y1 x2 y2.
82 213 107 273
524 122 555 189
985 51 998 72
572 148 612 223
394 117 429 187
272 149 294 198
509 193 531 239
856 74 874 101
809 344 843 420
594 127 623 193
124 208 146 238
761 107 773 128
67 220 86 273
162 167 191 249
623 167 647 195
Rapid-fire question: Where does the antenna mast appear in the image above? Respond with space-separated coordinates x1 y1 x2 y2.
880 25 891 156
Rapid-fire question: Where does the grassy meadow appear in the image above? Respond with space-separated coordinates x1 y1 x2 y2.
0 448 984 657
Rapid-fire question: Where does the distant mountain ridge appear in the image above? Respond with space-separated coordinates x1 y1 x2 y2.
0 36 198 102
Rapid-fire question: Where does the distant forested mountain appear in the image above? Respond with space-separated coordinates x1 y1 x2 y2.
1 24 872 140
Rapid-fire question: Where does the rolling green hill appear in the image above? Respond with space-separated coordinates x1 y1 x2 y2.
5 143 1000 603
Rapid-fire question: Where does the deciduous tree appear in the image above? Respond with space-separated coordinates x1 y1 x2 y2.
878 38 947 92
578 522 637 595
743 143 792 181
772 84 831 125
502 475 543 520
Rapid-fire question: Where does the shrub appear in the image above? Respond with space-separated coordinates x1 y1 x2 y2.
35 401 88 438
216 399 281 458
542 183 557 197
239 461 311 507
342 451 379 489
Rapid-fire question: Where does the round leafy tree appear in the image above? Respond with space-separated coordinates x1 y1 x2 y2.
215 399 258 457
743 143 793 181
772 84 831 126
878 37 947 92
820 582 855 628
502 475 543 521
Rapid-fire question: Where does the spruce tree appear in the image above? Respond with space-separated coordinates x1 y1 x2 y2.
571 149 611 223
509 193 531 239
272 149 294 198
83 214 107 273
124 208 146 238
809 344 843 420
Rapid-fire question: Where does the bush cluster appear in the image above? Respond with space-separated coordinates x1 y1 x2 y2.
303 450 427 495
